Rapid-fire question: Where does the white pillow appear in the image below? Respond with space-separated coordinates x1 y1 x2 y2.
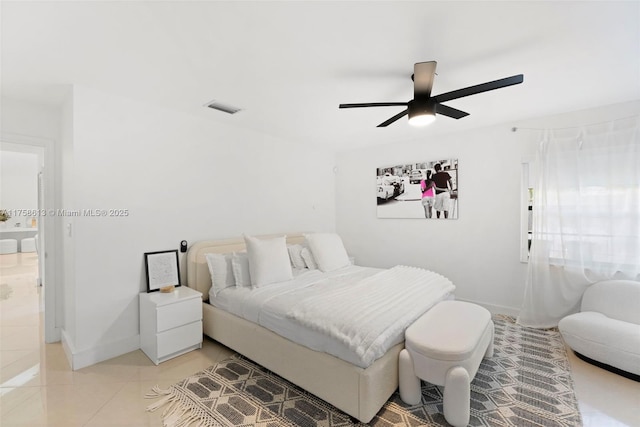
287 244 306 269
300 247 318 270
244 235 293 287
304 233 350 272
205 253 235 296
231 252 252 288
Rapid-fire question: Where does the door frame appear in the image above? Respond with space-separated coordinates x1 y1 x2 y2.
1 134 60 343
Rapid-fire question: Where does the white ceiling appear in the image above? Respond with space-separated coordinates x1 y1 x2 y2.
2 1 639 151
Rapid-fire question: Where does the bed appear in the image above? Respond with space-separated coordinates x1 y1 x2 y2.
185 233 454 423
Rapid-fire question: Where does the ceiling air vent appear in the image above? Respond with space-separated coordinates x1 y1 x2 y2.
205 100 242 115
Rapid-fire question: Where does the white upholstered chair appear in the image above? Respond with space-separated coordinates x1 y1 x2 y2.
558 280 640 377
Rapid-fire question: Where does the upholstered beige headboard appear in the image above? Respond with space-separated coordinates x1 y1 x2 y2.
186 233 306 300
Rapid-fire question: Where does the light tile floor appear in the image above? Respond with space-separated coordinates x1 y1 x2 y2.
1 252 639 426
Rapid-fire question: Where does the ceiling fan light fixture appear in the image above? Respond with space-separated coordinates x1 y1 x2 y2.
408 100 436 127
408 113 436 127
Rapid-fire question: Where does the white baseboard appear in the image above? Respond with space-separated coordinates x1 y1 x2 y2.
456 298 520 317
61 329 75 370
61 330 140 370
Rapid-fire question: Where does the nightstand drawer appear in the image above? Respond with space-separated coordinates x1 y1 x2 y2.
157 320 203 357
156 297 201 332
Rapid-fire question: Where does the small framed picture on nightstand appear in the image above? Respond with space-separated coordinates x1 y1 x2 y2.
144 250 181 292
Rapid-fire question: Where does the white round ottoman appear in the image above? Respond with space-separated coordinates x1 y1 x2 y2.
399 301 494 427
21 237 37 253
0 239 18 254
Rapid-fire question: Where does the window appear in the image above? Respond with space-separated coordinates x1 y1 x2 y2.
519 117 639 327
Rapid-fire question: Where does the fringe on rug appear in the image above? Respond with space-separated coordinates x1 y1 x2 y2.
145 385 219 427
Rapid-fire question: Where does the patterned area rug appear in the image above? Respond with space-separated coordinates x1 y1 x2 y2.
146 315 582 426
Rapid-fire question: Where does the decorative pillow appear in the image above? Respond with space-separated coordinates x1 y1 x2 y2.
244 235 293 287
287 244 306 269
205 253 235 296
231 252 252 288
304 233 350 272
300 247 318 270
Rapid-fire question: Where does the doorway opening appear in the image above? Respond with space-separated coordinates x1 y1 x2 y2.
1 137 58 343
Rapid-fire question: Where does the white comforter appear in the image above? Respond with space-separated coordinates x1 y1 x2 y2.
211 265 455 367
287 265 455 367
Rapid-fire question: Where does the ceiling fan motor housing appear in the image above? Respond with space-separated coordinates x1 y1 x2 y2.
408 98 436 120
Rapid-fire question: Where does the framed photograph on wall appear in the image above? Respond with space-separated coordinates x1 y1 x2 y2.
376 158 458 219
144 250 181 292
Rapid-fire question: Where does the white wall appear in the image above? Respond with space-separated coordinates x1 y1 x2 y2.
335 100 640 315
63 85 337 368
1 97 61 141
0 151 39 226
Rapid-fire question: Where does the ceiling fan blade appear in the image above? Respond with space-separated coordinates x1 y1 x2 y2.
436 103 469 119
339 102 408 108
433 74 524 104
413 61 437 100
377 109 409 127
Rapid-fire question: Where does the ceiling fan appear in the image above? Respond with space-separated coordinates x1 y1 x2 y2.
339 61 523 127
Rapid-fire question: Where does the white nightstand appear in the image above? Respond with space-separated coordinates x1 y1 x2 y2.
139 286 203 365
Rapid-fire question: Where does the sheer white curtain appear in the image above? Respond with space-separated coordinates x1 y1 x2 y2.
518 116 640 328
